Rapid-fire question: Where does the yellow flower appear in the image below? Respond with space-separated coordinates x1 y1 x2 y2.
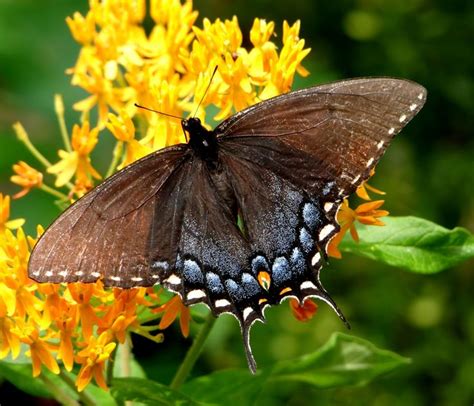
247 19 278 85
0 194 25 232
67 283 100 340
10 161 43 199
66 11 96 45
107 112 150 169
0 317 21 359
75 331 116 392
47 122 101 188
356 169 386 200
259 20 310 99
0 283 16 318
12 318 60 377
70 59 136 127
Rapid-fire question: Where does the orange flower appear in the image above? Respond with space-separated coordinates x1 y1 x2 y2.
0 194 25 232
57 314 76 372
12 318 60 377
67 283 100 339
356 169 386 201
0 317 21 359
47 122 102 188
289 298 318 322
154 295 191 338
75 331 116 392
10 161 43 199
328 199 389 258
98 289 142 343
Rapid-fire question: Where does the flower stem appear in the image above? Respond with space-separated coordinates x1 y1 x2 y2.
55 94 72 152
40 373 80 406
58 370 96 406
40 183 69 200
105 141 123 178
169 311 215 390
106 340 118 386
13 122 52 168
121 335 132 378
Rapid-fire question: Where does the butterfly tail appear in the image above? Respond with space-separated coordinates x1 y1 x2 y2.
311 278 351 330
241 321 257 374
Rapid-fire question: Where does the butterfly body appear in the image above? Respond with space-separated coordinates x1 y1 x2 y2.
28 78 427 373
184 117 219 166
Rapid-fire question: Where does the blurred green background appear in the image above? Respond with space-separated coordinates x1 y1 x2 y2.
0 0 472 405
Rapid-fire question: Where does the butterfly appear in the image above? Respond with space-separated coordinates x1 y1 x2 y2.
28 77 426 372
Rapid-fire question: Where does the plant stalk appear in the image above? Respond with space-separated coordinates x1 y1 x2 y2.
169 312 216 390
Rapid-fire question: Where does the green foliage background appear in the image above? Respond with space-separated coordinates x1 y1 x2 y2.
0 0 472 404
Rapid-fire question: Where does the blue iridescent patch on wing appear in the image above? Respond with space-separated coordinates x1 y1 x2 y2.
290 247 306 276
206 271 225 294
271 256 290 284
225 279 247 301
299 227 314 252
241 273 261 296
302 202 320 231
183 259 204 284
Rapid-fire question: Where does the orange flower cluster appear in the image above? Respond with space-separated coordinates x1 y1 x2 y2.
0 198 170 390
6 0 312 392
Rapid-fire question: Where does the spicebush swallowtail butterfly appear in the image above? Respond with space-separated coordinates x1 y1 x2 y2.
28 78 427 372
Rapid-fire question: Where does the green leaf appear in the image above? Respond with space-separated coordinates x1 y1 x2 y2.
83 382 117 406
0 361 52 398
182 333 408 403
340 216 474 273
182 369 269 405
271 332 410 388
0 361 79 402
111 377 207 405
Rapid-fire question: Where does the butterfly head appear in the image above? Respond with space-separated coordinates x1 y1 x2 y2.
182 117 218 165
181 117 203 135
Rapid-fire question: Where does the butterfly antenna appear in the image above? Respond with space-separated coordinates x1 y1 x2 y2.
134 103 182 120
193 65 218 117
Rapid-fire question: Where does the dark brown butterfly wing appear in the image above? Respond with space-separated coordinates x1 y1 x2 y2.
217 77 426 202
28 146 190 288
211 78 426 369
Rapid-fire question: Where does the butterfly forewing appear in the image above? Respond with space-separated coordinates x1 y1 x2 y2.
28 146 189 287
217 78 426 200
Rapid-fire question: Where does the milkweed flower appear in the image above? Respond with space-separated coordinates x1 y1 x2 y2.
0 194 25 232
328 198 389 259
289 298 318 322
47 122 101 190
75 331 116 392
10 161 43 199
155 295 191 338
